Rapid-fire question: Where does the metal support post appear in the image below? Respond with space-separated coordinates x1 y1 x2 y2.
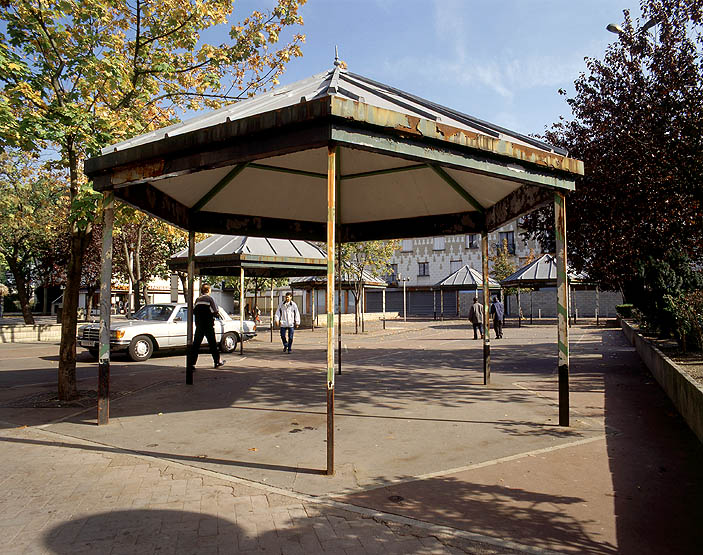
240 267 245 355
596 285 600 326
440 289 444 321
481 230 491 385
382 288 386 330
97 192 114 425
186 231 195 385
337 249 342 375
311 288 315 331
433 288 436 320
326 145 337 476
555 192 570 426
270 273 274 342
518 290 522 328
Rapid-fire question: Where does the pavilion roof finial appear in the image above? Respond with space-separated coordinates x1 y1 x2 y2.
334 45 341 67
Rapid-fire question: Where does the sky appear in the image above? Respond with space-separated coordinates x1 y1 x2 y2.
228 0 642 138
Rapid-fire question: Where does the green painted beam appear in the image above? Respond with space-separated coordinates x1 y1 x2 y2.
429 164 485 213
341 164 427 180
191 163 249 212
249 163 327 180
330 127 576 192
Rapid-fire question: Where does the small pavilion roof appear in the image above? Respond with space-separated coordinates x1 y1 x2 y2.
290 269 386 289
168 235 327 278
436 264 501 290
501 254 588 288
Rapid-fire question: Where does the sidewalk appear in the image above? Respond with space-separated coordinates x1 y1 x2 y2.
0 426 527 554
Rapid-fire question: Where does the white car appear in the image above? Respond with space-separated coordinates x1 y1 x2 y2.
78 303 256 362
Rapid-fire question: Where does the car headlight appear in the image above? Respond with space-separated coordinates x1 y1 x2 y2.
110 330 125 339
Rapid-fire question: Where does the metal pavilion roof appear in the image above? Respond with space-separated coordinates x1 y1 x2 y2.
500 254 588 288
102 68 567 158
85 64 583 243
168 234 327 277
436 264 501 290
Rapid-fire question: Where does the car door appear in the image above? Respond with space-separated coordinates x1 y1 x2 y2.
169 307 188 347
213 307 226 342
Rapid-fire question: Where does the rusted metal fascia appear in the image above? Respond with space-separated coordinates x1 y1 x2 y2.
115 183 190 230
330 127 577 192
330 97 583 177
85 97 333 176
428 164 485 213
341 210 484 243
191 162 249 213
485 185 553 231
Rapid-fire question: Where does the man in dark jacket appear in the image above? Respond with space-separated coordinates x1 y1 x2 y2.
490 295 504 339
187 283 225 369
467 296 484 339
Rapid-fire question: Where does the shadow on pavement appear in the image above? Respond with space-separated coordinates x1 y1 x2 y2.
0 435 324 476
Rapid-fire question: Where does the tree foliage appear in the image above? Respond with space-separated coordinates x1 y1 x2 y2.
0 149 67 323
0 0 306 398
522 0 703 291
340 240 399 333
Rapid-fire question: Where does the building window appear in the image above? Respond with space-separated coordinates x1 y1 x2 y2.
418 262 429 276
433 236 445 251
498 231 516 254
386 263 398 283
401 239 413 252
466 234 478 249
450 259 463 273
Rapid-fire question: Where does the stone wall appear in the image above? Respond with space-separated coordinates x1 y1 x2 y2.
0 324 62 343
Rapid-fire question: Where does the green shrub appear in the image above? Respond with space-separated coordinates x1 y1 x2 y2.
616 304 634 318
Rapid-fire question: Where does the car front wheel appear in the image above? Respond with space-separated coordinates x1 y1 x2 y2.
220 332 238 353
128 335 154 361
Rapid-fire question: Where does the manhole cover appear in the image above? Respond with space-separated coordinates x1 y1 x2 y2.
388 495 404 503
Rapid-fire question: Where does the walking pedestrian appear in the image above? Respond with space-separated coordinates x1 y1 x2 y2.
187 283 225 369
275 292 300 353
490 295 504 339
467 296 484 339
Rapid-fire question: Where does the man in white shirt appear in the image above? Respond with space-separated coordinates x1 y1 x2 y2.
275 292 300 353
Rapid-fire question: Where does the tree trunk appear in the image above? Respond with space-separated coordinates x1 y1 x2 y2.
58 228 90 400
6 255 34 324
58 139 91 401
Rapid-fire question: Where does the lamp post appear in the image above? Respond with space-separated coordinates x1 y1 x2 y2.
398 273 410 322
606 17 660 35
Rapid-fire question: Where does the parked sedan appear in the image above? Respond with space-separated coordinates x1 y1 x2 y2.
78 303 256 362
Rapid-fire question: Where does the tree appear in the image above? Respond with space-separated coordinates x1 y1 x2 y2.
0 0 306 399
521 0 703 293
0 150 67 323
340 240 399 333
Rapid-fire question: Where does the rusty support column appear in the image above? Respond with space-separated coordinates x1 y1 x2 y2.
186 231 195 385
337 249 342 375
326 145 337 476
518 289 522 328
382 287 386 330
440 289 444 321
596 285 600 326
555 192 570 426
481 230 490 385
270 273 274 342
97 191 114 426
238 267 244 354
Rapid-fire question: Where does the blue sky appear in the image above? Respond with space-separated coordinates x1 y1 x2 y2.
232 0 640 138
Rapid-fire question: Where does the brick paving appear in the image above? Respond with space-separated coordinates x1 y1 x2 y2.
0 426 527 555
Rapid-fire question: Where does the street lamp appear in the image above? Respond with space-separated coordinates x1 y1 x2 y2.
398 273 410 322
606 17 660 35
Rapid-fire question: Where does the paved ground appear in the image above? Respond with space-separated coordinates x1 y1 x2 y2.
1 319 702 554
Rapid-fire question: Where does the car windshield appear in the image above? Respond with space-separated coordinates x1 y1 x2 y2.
132 305 174 321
